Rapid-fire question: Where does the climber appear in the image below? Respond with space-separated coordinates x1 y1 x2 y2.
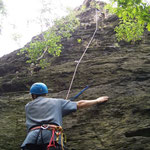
21 82 109 150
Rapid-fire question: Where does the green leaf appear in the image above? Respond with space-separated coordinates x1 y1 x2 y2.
105 0 150 42
147 23 150 31
77 38 82 43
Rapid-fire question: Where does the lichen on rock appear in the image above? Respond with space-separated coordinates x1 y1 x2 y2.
0 0 150 150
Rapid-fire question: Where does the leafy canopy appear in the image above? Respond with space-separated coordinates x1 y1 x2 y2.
105 0 150 42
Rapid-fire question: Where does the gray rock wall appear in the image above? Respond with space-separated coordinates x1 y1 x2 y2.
0 1 150 149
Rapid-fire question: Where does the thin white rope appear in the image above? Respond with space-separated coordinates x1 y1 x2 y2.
66 9 98 100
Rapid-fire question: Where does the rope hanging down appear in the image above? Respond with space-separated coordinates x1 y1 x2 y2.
66 9 98 100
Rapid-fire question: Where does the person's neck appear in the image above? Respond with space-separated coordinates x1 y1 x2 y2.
32 94 46 100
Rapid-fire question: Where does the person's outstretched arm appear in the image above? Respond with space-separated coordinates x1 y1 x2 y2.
77 96 109 109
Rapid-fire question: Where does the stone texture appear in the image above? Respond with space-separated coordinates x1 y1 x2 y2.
0 0 150 150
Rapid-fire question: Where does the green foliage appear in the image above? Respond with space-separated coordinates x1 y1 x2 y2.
77 38 82 43
147 23 150 31
55 10 80 39
20 10 80 68
115 19 144 42
105 0 150 42
90 1 101 10
81 5 86 12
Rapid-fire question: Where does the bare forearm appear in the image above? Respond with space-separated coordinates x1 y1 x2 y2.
77 99 99 109
77 96 109 109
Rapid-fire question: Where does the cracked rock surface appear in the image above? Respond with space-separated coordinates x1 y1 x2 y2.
0 0 150 150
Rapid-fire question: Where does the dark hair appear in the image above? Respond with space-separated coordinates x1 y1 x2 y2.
32 94 46 99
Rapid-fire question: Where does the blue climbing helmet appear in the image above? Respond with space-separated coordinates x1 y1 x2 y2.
30 82 48 95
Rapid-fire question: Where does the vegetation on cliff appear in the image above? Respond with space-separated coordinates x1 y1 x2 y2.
0 0 150 150
18 0 150 68
106 0 150 42
19 10 80 68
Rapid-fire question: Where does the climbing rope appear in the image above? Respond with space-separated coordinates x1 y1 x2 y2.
66 9 98 100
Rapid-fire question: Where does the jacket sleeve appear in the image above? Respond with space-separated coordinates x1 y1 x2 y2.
61 99 77 117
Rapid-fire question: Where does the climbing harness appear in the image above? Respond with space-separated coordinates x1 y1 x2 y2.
66 8 98 100
30 124 66 150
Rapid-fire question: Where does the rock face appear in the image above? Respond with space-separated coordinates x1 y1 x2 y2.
0 0 150 150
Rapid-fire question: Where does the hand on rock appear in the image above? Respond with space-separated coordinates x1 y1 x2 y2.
96 96 109 103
